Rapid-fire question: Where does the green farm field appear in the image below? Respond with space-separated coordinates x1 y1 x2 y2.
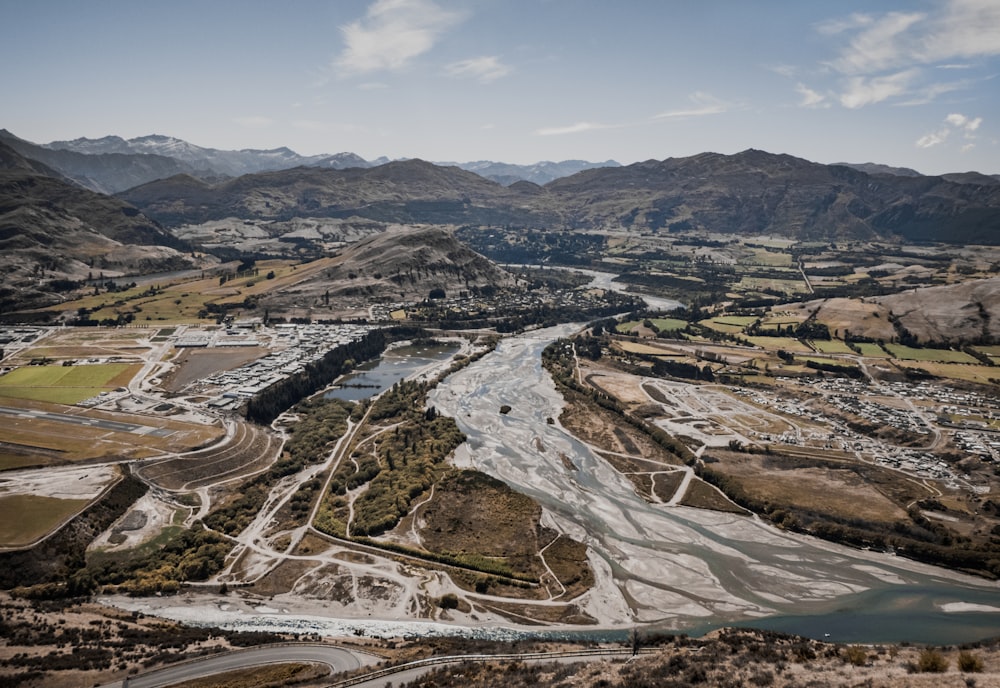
810 339 855 354
854 342 890 358
0 495 90 548
883 344 980 364
0 364 139 404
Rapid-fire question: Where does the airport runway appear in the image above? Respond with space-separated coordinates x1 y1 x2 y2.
0 405 173 437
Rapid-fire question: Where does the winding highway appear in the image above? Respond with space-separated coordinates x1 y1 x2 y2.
98 643 377 688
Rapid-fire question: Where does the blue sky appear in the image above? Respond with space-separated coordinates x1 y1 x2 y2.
2 0 999 174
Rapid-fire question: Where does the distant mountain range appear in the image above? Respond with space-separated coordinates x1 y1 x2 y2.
0 130 618 194
836 161 1000 186
3 125 1000 314
439 158 621 186
0 141 201 313
117 148 1000 245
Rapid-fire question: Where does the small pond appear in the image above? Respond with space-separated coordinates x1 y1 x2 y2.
324 342 459 401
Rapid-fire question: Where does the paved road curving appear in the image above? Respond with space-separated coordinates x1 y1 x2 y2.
98 643 378 688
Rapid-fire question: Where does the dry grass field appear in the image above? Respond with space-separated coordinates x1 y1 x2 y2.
744 336 814 353
700 315 757 334
893 360 999 385
0 398 224 470
749 247 793 266
784 298 897 341
613 340 676 356
417 470 547 583
679 478 750 514
703 451 910 525
5 328 154 364
735 276 805 294
558 391 684 468
0 494 91 548
42 257 341 324
583 370 654 405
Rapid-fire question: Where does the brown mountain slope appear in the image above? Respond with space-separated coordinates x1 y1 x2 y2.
544 149 1000 242
259 225 515 316
0 142 200 313
777 278 1000 344
119 149 1000 245
121 159 557 228
877 277 1000 344
0 129 197 194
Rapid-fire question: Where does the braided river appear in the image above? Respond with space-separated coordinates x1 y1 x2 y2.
427 323 1000 644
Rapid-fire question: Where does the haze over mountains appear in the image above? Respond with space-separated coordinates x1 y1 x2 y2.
0 130 617 194
2 126 1000 313
0 141 201 311
118 147 1000 245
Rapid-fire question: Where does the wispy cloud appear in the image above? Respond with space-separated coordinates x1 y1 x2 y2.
896 78 969 106
815 12 875 36
767 64 798 78
946 112 982 132
795 83 828 108
809 0 1000 108
824 11 926 75
445 55 511 83
916 128 948 148
334 0 463 76
823 1 1000 75
916 111 983 149
654 92 730 119
537 92 737 136
535 121 616 136
839 69 918 108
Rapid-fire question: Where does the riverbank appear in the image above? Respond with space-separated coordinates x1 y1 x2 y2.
427 324 1000 644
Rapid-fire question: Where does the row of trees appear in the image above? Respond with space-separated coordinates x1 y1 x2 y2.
206 398 355 536
697 460 1000 579
320 379 466 537
543 338 695 464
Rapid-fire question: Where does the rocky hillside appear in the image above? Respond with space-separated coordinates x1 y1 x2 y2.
117 149 1000 245
7 128 998 245
544 149 1000 243
877 276 1000 344
120 159 557 227
259 225 515 315
0 129 199 194
0 142 201 313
